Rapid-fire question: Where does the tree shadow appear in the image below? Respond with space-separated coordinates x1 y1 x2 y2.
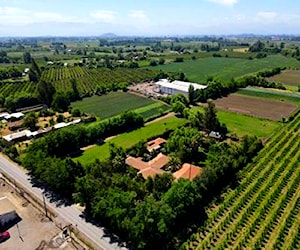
79 212 128 248
29 175 73 207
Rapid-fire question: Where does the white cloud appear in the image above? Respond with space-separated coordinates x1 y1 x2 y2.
0 6 74 25
255 11 278 23
90 10 117 23
207 0 239 6
129 10 149 24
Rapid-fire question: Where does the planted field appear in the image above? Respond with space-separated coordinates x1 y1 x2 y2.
269 69 300 86
153 55 300 83
212 94 298 121
132 102 171 121
0 80 37 97
74 115 186 164
41 67 156 95
217 110 280 138
185 112 300 250
237 87 300 106
192 107 280 138
71 92 159 119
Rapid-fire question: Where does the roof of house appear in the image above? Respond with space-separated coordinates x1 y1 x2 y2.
155 79 207 93
147 138 166 152
173 163 203 181
138 167 165 179
126 153 169 174
2 112 24 120
125 157 149 171
3 130 32 142
148 153 169 169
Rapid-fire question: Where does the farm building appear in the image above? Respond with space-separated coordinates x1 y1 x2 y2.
0 112 24 122
154 79 207 96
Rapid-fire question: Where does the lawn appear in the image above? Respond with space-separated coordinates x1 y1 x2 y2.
73 115 187 164
153 55 300 83
71 92 156 119
191 106 281 138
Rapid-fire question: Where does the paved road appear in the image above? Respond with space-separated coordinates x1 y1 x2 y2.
0 154 125 250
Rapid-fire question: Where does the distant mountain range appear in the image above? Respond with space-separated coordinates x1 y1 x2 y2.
100 33 118 38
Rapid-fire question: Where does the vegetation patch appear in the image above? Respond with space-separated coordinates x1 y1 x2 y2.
237 87 300 105
153 55 300 83
184 112 300 250
41 67 156 96
192 106 280 138
74 115 187 164
71 92 155 119
211 93 298 121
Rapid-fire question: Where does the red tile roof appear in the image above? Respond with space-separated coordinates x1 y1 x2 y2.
125 157 148 171
173 163 203 181
126 153 169 177
148 153 169 169
146 137 166 152
138 167 165 179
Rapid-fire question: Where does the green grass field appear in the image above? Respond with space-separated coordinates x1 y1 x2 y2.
71 92 157 119
192 106 281 138
74 115 187 164
133 102 171 121
153 55 300 83
237 87 300 106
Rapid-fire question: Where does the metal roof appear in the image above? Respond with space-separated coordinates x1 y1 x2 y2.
155 79 207 93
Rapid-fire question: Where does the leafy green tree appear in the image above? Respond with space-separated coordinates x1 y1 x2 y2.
23 52 32 64
23 112 38 131
203 101 220 132
188 84 196 104
249 40 265 52
37 80 56 106
171 101 186 116
71 108 81 117
166 127 206 163
31 58 41 77
51 92 70 112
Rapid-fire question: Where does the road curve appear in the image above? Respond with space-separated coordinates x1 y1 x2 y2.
0 154 126 250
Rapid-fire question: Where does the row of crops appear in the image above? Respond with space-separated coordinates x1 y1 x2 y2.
185 113 300 249
41 67 156 95
0 67 156 99
0 80 38 97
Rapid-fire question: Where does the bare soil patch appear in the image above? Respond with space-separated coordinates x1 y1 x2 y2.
0 179 79 250
269 70 300 86
212 94 298 121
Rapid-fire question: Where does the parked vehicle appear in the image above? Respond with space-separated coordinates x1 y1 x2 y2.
0 231 10 243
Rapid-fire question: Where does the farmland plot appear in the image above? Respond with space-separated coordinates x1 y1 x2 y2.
212 94 298 121
185 112 300 250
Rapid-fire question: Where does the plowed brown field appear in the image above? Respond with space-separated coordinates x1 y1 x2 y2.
212 94 298 121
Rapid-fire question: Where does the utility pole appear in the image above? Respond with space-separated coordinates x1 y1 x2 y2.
42 193 48 219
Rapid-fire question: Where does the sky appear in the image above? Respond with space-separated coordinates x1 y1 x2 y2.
0 0 300 36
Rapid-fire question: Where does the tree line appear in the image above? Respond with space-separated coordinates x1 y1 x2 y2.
18 104 263 249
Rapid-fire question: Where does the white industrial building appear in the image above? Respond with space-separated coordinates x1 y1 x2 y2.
154 79 207 96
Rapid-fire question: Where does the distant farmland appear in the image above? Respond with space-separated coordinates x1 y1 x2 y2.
269 69 300 86
153 55 300 83
211 94 298 121
71 92 169 119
